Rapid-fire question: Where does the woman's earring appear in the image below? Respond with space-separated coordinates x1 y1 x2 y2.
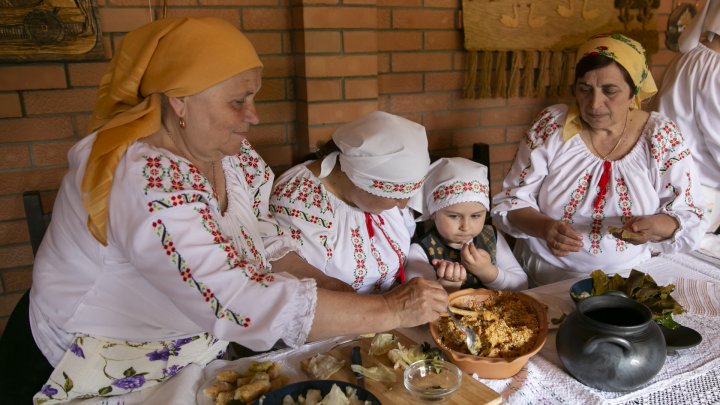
179 118 186 129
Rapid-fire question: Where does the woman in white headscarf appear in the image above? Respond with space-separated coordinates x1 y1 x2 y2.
0 19 448 404
655 0 720 235
270 111 432 293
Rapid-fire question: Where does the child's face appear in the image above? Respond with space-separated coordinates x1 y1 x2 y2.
433 201 487 245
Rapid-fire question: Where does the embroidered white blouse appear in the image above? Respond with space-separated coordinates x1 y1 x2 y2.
269 163 426 293
29 134 316 366
655 43 720 190
492 104 706 277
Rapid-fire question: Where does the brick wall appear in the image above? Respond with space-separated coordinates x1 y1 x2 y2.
0 0 680 335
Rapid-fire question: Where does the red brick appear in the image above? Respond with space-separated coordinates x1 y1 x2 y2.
109 0 194 5
200 0 277 5
246 124 288 146
0 168 68 195
343 32 379 53
261 56 294 78
305 55 378 78
377 9 391 29
0 145 31 170
378 73 422 94
0 221 28 245
302 31 342 54
302 7 377 29
479 107 536 126
344 78 378 100
73 114 95 136
452 97 507 110
98 8 154 32
254 145 293 168
391 52 453 72
0 65 67 91
307 101 378 125
378 0 420 6
344 0 375 4
68 62 109 87
257 78 286 101
245 33 285 55
0 93 21 118
0 117 74 142
424 31 462 50
392 9 455 29
425 72 463 91
451 127 506 147
256 102 296 124
423 111 480 131
0 195 24 221
2 267 32 293
425 131 453 150
390 93 450 113
377 31 422 52
491 144 521 163
31 141 76 167
161 8 241 25
0 246 33 271
424 0 458 7
302 79 343 101
507 125 529 143
24 89 98 115
378 54 390 74
243 8 292 30
650 49 678 67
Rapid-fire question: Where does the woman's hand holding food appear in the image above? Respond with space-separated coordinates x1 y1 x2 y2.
460 244 499 284
618 214 680 245
383 277 448 328
545 220 583 257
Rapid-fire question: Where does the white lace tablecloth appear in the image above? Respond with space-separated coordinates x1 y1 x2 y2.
470 252 720 405
67 252 720 405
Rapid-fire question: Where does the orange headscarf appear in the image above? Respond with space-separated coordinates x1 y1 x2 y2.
82 17 262 245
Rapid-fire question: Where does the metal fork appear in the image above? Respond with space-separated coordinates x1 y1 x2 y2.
447 306 479 355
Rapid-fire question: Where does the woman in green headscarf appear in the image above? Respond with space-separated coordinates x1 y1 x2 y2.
0 17 447 403
492 33 707 287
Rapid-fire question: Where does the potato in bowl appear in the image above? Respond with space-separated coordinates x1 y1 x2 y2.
429 288 548 379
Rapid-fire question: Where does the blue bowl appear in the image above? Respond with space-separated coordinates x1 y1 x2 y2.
569 278 594 302
250 380 381 405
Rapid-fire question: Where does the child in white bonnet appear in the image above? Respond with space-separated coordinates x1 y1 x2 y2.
411 157 527 291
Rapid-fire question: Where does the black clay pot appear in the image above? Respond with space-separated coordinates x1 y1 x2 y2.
556 294 666 392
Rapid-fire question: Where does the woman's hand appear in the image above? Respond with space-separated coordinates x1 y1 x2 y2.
619 214 679 245
383 277 448 329
545 220 583 256
460 244 498 284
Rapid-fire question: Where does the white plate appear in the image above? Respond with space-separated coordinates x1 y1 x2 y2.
523 291 576 329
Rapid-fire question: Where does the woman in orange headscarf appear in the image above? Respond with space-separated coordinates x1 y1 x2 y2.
492 33 707 287
0 17 447 403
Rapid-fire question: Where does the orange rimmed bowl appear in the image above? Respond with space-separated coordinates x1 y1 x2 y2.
429 288 549 379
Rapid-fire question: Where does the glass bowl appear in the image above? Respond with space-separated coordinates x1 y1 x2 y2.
403 359 462 402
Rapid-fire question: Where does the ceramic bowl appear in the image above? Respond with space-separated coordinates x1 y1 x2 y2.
403 359 462 402
429 288 549 379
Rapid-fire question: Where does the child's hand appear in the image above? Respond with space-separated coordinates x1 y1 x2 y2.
460 243 498 284
431 259 467 283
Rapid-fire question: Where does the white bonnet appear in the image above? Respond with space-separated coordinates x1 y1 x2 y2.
319 111 430 199
414 157 490 221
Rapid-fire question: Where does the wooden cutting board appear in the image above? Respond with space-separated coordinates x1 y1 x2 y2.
322 330 502 405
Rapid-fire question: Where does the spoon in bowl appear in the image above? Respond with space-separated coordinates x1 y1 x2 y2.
447 306 479 355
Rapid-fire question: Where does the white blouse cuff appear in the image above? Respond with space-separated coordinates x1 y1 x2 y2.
279 278 317 348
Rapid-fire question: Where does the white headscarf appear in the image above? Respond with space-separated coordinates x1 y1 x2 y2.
414 157 490 221
679 0 720 52
319 111 430 199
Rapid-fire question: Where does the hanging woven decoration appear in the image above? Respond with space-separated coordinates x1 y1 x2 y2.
462 0 660 99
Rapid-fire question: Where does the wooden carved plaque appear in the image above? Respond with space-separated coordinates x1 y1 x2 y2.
0 0 104 62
